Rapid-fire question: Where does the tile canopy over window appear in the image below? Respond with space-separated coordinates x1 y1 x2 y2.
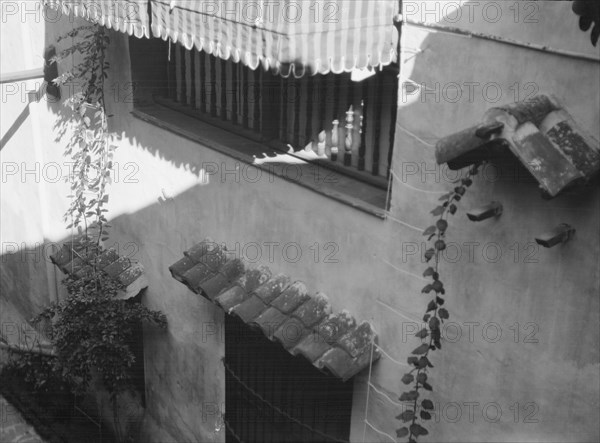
169 239 380 381
44 0 399 78
50 241 149 300
435 95 600 198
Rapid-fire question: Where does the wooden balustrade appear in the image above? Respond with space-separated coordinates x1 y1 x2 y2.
344 106 354 166
331 119 339 162
164 43 398 182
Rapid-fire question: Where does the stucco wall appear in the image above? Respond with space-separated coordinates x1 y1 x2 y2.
1 0 65 354
385 2 599 442
1 1 599 442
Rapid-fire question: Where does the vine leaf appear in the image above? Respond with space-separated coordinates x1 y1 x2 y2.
449 204 457 215
426 300 437 312
401 373 414 385
432 280 444 293
415 328 428 339
421 399 434 410
412 344 429 355
424 248 435 262
430 206 445 216
399 390 419 402
416 373 428 384
438 308 450 320
397 428 409 438
422 267 435 277
429 317 440 331
438 193 451 201
434 240 446 251
407 356 419 366
410 423 429 437
422 225 436 236
421 284 433 294
418 356 434 368
436 219 448 233
436 296 445 305
422 382 433 391
420 410 432 420
396 410 415 422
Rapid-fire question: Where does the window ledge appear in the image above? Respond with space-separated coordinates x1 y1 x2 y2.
131 104 388 219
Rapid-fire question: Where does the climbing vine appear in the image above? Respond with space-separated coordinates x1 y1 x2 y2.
396 163 482 441
52 24 114 243
33 272 166 398
7 24 166 443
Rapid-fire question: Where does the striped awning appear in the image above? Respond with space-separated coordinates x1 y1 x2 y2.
43 0 150 38
151 0 399 77
44 0 399 77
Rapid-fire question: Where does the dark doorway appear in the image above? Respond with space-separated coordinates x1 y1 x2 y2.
224 315 353 443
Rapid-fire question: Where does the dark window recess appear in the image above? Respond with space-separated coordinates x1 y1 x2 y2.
224 315 353 443
129 37 399 189
125 293 147 407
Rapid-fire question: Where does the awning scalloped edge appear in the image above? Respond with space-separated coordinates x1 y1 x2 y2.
151 23 397 78
43 0 150 38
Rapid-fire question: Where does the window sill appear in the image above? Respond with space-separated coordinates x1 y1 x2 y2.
131 103 388 219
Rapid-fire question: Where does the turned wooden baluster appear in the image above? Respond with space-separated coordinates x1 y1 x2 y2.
175 43 183 103
185 49 193 107
317 130 326 156
387 71 398 177
230 58 238 123
254 68 261 132
278 75 287 142
209 54 217 117
344 105 354 166
294 77 302 148
220 58 227 121
241 64 248 128
194 51 201 111
331 119 339 161
372 73 383 175
358 99 366 171
305 75 314 151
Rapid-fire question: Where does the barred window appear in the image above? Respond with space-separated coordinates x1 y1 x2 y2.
129 37 399 192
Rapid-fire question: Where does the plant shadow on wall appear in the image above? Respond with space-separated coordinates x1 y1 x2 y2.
5 24 167 443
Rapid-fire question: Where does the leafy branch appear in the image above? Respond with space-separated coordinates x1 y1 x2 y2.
33 270 166 399
7 25 167 442
53 25 113 249
397 163 481 442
